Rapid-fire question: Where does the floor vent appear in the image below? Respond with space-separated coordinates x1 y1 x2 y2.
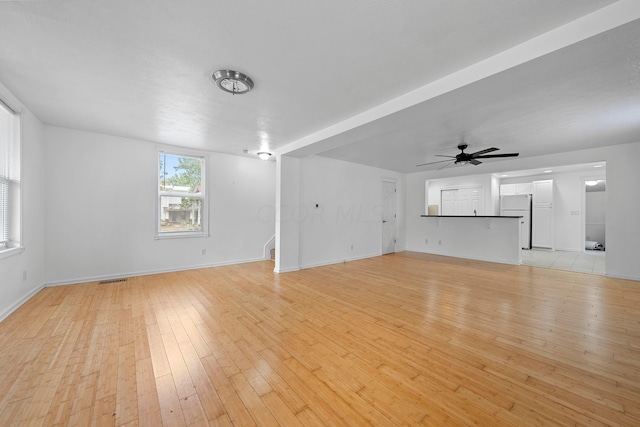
98 278 127 285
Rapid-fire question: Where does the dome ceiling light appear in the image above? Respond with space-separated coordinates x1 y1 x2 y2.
212 69 254 95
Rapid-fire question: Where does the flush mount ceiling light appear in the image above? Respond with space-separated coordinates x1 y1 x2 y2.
586 180 599 186
212 69 254 94
257 152 271 160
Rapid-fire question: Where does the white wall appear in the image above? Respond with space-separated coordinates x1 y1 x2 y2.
279 155 405 270
44 126 275 285
406 141 640 281
0 85 47 320
412 216 522 264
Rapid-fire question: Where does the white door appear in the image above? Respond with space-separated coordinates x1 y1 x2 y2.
532 180 554 249
532 206 553 248
460 187 483 215
381 181 396 254
441 189 458 215
441 187 483 215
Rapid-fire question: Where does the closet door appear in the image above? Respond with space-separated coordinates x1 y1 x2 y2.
532 180 554 249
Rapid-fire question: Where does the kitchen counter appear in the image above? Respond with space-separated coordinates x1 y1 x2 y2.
414 215 522 265
420 215 522 218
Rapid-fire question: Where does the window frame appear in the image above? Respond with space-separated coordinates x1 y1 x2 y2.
0 97 21 261
156 148 209 240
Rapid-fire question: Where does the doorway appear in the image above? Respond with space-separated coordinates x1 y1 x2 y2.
585 178 606 251
381 180 396 254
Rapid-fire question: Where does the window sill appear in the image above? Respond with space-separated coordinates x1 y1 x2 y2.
155 232 209 240
0 246 24 261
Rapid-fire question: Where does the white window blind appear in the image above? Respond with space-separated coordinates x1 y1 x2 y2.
0 99 20 250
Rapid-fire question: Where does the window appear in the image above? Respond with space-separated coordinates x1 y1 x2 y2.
157 151 207 238
0 99 20 257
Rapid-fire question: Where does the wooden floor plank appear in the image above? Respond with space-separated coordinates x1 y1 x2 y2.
1 252 640 425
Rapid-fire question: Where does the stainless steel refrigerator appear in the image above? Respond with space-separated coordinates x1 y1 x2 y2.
500 194 532 249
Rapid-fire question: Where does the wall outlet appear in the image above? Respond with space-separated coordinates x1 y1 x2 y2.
425 238 428 244
438 240 442 245
350 244 354 251
201 249 206 256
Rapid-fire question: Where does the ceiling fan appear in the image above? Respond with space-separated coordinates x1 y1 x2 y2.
416 143 519 168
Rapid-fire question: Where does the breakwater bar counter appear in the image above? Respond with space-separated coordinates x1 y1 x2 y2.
417 215 524 265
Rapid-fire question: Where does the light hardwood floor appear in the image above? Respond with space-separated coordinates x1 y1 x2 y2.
1 252 640 426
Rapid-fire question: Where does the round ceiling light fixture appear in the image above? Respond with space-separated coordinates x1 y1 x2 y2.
257 152 271 160
212 69 254 94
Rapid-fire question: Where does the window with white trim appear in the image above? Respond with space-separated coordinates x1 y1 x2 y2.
157 151 207 238
0 100 20 256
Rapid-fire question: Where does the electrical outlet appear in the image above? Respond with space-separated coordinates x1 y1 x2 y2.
201 249 206 256
425 238 428 244
350 244 354 251
438 240 442 245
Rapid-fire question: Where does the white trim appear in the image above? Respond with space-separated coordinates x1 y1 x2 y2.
273 266 300 273
0 97 17 115
44 256 268 287
156 148 209 239
407 247 521 266
604 272 640 282
154 231 209 240
0 283 45 322
0 246 24 261
298 252 382 271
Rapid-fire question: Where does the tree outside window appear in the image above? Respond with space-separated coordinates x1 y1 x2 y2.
158 152 206 236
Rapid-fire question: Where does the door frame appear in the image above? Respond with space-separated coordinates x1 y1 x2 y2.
381 178 397 255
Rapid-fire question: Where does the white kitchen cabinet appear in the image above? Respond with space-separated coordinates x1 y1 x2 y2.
532 180 554 249
533 180 553 204
532 204 553 248
500 182 532 195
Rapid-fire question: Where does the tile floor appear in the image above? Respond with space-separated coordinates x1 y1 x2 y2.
521 248 605 275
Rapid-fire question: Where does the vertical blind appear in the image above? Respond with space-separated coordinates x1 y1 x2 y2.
0 99 19 246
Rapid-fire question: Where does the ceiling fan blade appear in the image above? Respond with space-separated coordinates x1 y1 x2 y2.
470 147 499 157
469 159 482 165
416 159 456 167
474 153 519 159
437 161 456 171
434 154 457 158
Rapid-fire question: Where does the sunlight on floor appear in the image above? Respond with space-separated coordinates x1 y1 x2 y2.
522 248 605 275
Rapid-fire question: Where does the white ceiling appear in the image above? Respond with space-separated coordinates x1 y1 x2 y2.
1 1 639 173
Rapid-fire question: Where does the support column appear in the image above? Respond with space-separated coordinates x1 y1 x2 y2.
274 155 300 272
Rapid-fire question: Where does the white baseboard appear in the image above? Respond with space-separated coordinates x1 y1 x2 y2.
273 266 300 273
0 283 45 322
298 252 382 271
604 271 640 282
406 247 520 266
44 257 268 287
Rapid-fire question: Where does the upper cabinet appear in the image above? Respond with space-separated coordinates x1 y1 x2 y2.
532 180 553 205
500 182 533 196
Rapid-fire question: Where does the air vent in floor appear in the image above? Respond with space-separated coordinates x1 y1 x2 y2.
98 278 127 285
